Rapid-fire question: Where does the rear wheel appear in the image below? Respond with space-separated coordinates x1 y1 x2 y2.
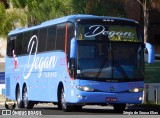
22 86 34 109
16 87 24 108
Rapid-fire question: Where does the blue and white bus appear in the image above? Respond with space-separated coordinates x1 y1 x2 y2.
5 15 154 112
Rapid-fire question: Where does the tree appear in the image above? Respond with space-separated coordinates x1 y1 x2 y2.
125 0 160 43
0 0 73 37
0 3 27 37
10 0 73 26
71 0 126 17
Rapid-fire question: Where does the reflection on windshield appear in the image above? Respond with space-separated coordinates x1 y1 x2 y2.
77 41 144 81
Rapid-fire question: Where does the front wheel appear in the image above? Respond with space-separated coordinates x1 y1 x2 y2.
22 86 34 109
60 88 73 112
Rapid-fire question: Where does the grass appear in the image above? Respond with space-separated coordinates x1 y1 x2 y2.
145 61 160 83
134 103 160 110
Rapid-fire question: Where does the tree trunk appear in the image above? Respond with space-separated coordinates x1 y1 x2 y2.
143 0 149 43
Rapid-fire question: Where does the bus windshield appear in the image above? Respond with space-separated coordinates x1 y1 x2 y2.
77 22 140 42
76 22 144 81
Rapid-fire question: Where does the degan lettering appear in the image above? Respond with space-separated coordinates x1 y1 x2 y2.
23 35 58 79
84 25 135 39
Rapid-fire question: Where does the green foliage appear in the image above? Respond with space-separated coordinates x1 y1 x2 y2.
0 0 136 37
71 0 87 14
0 2 27 37
9 0 72 26
145 62 160 83
10 0 27 8
0 3 5 22
27 0 72 26
71 0 126 17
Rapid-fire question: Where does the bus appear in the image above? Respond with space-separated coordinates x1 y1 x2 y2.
5 14 154 112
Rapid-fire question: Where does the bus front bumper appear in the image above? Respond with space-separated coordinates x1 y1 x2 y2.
70 91 143 105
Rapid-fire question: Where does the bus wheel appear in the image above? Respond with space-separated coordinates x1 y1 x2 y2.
22 86 34 109
5 102 16 109
60 88 72 112
113 104 126 113
16 87 24 108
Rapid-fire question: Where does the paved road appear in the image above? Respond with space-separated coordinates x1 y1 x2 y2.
0 104 159 118
0 104 118 115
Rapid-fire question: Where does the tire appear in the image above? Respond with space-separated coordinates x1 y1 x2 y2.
60 87 73 112
113 104 126 113
16 87 24 108
5 102 16 109
22 86 34 109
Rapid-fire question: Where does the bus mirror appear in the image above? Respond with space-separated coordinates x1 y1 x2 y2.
70 38 77 58
145 43 155 64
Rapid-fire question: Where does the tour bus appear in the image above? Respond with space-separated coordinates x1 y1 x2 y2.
5 14 154 112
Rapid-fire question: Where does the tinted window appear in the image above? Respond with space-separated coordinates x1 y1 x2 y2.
46 26 56 51
38 28 47 52
7 36 16 56
56 23 65 50
22 32 30 54
29 30 39 54
15 34 23 55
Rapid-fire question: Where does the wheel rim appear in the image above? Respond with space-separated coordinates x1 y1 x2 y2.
23 87 28 108
16 88 21 105
61 88 66 109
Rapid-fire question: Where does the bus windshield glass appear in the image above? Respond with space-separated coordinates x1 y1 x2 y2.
77 21 140 42
76 21 144 81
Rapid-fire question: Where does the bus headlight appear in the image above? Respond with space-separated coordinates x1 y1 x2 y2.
76 86 94 92
129 88 143 93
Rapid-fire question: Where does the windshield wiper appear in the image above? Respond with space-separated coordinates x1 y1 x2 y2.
111 43 129 80
95 42 109 80
113 61 129 79
95 56 108 79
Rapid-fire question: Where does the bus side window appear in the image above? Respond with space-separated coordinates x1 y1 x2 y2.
67 22 75 77
46 25 56 51
22 32 30 54
7 37 12 56
67 22 75 56
56 23 65 51
30 30 39 54
38 28 47 52
15 34 23 55
7 37 15 57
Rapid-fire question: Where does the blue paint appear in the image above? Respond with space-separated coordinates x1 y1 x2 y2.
145 43 155 63
70 38 77 58
5 15 144 109
0 72 5 84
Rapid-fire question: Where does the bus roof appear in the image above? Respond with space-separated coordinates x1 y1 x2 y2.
8 14 138 36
